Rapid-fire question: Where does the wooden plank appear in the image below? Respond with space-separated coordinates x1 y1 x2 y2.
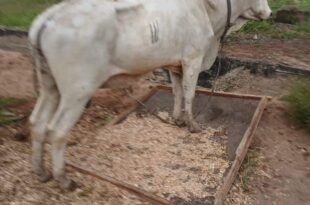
214 97 269 205
107 86 158 126
156 84 272 101
67 162 175 205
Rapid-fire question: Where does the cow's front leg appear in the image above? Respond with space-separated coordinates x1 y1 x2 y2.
182 57 203 133
169 70 185 126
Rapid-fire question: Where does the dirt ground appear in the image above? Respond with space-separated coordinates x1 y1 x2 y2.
218 68 310 205
0 35 309 205
224 38 310 71
0 49 34 98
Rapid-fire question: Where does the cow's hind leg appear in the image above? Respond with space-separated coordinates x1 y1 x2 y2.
47 86 97 190
182 57 203 133
29 72 59 182
169 70 185 126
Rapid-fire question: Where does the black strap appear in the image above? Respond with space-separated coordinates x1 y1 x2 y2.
220 0 232 43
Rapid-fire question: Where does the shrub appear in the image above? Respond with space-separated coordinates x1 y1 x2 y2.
284 79 310 130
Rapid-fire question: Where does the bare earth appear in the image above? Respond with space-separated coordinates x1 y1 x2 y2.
225 38 310 71
219 68 310 205
0 49 34 98
0 35 310 205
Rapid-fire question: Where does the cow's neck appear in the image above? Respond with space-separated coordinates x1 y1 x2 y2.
205 0 249 40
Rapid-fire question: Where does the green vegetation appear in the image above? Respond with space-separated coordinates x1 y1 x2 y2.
0 0 60 28
0 112 15 125
240 19 309 39
295 20 310 33
239 0 310 39
239 147 261 192
269 0 310 11
284 79 310 131
0 97 25 126
0 97 24 108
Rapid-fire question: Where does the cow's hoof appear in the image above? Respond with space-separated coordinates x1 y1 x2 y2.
60 179 77 191
175 118 186 127
188 121 202 133
37 172 52 183
85 99 92 109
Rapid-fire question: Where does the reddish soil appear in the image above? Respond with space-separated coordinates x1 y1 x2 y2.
219 68 310 205
249 101 310 205
224 39 310 71
0 49 34 98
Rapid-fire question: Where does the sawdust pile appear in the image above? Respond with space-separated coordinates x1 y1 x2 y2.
0 127 150 205
69 113 230 203
0 84 155 205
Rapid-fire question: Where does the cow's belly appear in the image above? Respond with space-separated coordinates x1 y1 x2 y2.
112 6 185 74
113 46 182 73
112 31 183 73
101 73 146 89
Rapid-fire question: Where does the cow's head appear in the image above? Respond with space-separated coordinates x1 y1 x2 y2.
241 0 272 21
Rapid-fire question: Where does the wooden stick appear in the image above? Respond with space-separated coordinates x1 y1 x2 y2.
156 84 272 101
67 162 175 205
107 86 158 125
214 97 269 205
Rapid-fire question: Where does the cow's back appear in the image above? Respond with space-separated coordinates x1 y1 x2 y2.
29 0 120 52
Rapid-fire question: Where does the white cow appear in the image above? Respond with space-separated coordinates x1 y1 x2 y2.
29 0 271 189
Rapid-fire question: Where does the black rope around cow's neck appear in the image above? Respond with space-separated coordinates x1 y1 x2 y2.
220 0 232 44
212 0 232 93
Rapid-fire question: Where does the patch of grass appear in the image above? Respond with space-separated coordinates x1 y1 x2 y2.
269 0 310 11
0 97 25 108
283 79 310 131
241 20 275 33
0 112 15 125
240 19 308 39
239 0 310 39
239 147 261 192
0 0 60 28
295 20 310 33
0 97 26 126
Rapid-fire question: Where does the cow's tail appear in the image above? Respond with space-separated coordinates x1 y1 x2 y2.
28 2 66 95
